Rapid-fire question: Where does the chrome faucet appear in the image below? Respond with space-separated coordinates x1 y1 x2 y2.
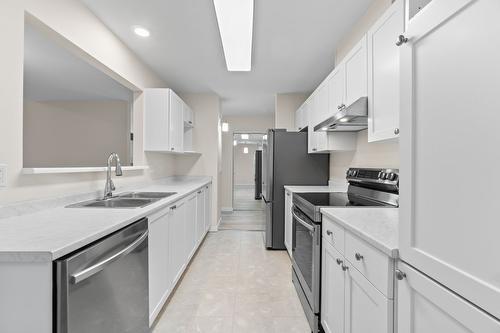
103 152 123 199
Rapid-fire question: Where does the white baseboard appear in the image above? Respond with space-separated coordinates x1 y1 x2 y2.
210 216 221 232
221 207 233 212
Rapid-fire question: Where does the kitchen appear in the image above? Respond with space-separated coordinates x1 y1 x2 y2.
0 0 499 332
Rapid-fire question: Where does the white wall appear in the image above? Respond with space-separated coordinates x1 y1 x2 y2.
220 115 274 210
23 100 130 167
330 0 399 181
274 93 307 130
176 93 221 227
233 143 260 186
0 0 177 204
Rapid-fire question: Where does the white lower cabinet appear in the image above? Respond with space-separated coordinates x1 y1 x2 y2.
284 189 293 257
148 183 213 325
397 262 500 333
148 207 172 325
321 241 345 333
196 188 206 243
344 263 393 333
204 184 212 232
321 217 394 333
185 194 197 260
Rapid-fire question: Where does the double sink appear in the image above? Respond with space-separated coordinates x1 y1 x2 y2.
67 192 177 209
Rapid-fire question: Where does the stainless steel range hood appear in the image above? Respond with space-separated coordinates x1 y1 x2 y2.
314 96 368 132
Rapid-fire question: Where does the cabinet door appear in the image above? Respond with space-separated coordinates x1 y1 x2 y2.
308 96 328 153
314 83 329 127
399 0 500 319
204 184 212 232
170 200 186 285
183 103 194 127
344 262 393 333
321 242 345 333
144 89 169 151
169 90 184 152
344 35 367 106
185 194 197 260
397 262 500 333
295 106 305 131
284 190 292 256
367 0 404 142
196 188 205 243
328 64 345 116
148 209 171 321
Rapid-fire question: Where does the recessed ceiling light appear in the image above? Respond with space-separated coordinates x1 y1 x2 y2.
213 0 254 71
133 26 150 37
243 147 249 154
241 134 249 140
339 118 349 123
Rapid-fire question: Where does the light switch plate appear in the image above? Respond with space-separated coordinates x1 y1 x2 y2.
0 164 7 188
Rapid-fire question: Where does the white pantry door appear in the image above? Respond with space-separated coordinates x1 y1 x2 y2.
399 0 500 319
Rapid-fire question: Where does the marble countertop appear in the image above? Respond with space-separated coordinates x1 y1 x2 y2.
0 177 212 262
320 207 399 258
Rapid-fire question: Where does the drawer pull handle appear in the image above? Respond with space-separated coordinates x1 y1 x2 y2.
341 264 349 271
355 253 364 261
336 258 343 265
396 34 408 46
395 269 407 281
326 230 333 236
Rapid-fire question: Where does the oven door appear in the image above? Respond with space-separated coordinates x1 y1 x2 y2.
291 205 321 313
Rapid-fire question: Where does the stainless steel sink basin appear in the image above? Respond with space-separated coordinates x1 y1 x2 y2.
118 192 177 199
67 197 157 209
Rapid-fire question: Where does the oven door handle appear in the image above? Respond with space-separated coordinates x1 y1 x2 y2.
70 231 148 284
292 210 315 232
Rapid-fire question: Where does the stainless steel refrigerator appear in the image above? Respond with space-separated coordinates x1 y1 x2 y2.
262 129 329 249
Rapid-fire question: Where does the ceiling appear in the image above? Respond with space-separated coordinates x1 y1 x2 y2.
81 0 373 115
24 23 133 102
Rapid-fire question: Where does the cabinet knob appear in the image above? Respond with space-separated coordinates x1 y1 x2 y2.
338 104 346 110
170 205 177 210
394 128 400 135
355 253 364 261
312 148 317 152
326 230 333 236
336 258 343 265
171 147 175 151
342 264 349 271
197 190 202 194
395 269 407 281
396 35 408 46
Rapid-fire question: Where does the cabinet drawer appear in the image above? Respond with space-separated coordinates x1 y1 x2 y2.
322 216 345 254
345 232 394 298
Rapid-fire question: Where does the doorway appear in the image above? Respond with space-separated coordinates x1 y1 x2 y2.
232 132 266 211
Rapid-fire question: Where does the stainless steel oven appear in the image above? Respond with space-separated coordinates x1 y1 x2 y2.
291 204 321 332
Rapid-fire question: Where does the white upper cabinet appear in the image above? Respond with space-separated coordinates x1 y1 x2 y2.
399 0 500 319
367 0 404 142
295 104 307 131
168 91 184 152
328 64 345 116
183 103 194 127
144 88 193 153
397 262 500 333
343 35 367 107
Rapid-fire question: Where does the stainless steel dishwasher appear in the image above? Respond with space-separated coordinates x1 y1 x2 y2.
55 218 149 333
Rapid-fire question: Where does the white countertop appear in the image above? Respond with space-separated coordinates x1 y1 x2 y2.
0 177 212 262
320 207 399 258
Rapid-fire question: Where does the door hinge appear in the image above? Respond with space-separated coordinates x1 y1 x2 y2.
130 133 134 141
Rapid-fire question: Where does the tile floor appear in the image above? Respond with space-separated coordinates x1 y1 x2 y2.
219 210 266 231
233 185 265 211
153 230 310 333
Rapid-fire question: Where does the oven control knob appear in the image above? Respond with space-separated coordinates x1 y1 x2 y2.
352 170 358 177
379 172 386 180
388 173 397 181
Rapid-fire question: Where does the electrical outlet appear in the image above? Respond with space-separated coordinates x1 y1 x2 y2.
0 164 7 188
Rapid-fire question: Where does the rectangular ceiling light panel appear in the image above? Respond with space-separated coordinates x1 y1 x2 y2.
213 0 254 71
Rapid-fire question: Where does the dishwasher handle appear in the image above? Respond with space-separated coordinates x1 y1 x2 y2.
71 231 148 284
